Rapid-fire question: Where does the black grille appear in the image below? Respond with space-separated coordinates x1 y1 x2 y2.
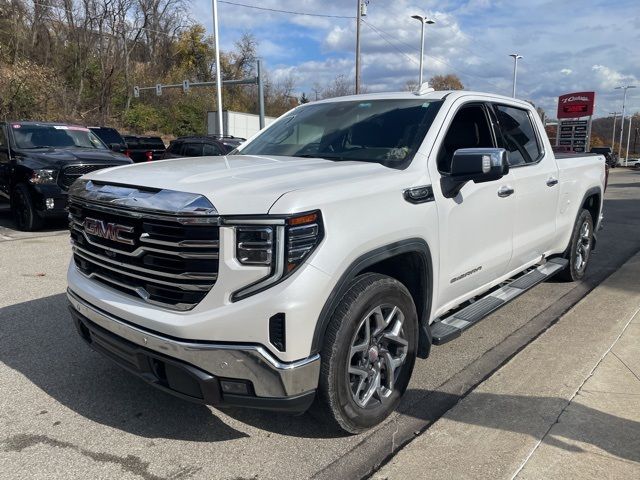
69 199 219 310
60 164 112 189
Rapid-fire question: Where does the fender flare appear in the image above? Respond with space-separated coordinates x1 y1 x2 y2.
311 238 434 358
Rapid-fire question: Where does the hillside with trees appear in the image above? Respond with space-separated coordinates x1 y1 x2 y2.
0 0 297 136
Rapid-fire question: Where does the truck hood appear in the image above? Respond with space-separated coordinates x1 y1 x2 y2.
18 148 131 169
84 154 388 214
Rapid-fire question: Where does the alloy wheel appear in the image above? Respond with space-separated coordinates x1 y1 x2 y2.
347 304 408 408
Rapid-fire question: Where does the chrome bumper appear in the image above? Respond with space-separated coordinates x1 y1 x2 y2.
67 289 320 398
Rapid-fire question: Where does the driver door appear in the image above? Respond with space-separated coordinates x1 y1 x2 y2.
429 102 515 312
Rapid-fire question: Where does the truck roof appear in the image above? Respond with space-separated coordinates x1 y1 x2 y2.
311 89 534 109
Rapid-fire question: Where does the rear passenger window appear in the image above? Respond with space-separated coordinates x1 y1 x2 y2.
202 143 223 156
494 105 541 166
182 143 203 156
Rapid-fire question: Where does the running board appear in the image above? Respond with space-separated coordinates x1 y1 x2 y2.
431 258 568 345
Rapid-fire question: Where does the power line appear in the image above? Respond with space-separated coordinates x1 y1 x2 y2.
362 19 503 91
361 20 419 67
218 1 354 19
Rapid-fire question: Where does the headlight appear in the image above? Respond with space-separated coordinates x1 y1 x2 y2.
29 169 57 184
232 210 324 300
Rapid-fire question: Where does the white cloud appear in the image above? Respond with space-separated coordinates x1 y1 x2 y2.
560 68 572 76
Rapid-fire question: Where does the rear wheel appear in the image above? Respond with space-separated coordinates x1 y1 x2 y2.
11 183 43 231
557 209 593 282
315 273 418 434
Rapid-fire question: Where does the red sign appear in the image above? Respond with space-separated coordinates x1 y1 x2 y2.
557 91 595 119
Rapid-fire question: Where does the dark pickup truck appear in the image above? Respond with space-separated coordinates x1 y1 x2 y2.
123 135 166 163
0 121 131 230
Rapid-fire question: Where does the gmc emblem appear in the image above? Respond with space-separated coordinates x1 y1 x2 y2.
84 217 134 245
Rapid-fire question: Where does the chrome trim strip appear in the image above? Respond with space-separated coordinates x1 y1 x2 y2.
73 250 213 291
70 198 221 225
139 233 219 249
72 245 218 281
67 289 320 397
223 218 286 225
69 180 219 217
71 225 218 259
76 269 196 311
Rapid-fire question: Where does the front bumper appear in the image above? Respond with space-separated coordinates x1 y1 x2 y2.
67 289 320 413
30 184 67 217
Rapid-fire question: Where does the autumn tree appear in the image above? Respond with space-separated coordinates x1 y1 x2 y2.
428 74 464 90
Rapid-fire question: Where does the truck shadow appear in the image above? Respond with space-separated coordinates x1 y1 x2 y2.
398 388 640 465
0 293 336 442
0 204 67 233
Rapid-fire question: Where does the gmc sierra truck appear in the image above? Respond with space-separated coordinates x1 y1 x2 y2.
66 88 605 433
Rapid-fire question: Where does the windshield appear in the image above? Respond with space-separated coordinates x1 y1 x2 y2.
238 99 443 168
11 124 108 150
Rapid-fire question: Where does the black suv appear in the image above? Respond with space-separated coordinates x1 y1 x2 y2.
0 121 131 231
162 135 237 159
590 147 618 168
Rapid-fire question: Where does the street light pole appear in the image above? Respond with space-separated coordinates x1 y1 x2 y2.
609 111 620 148
411 15 435 87
625 115 633 164
615 85 636 164
509 53 523 98
212 0 224 135
355 0 363 94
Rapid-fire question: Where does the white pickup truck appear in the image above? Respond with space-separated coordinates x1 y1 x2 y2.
66 89 606 433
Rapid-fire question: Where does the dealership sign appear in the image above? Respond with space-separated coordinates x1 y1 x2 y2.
555 91 596 153
557 91 595 119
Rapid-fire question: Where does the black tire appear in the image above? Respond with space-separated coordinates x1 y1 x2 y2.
314 273 418 434
11 183 44 231
557 209 594 282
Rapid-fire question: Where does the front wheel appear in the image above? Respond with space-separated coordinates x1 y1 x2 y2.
315 273 418 434
11 183 44 231
557 209 594 282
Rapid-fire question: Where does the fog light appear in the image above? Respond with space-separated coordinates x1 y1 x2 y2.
220 380 251 395
45 198 55 210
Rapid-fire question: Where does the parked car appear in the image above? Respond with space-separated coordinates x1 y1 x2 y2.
0 121 131 230
67 90 606 433
89 126 127 153
163 136 230 159
589 147 617 168
123 135 166 162
208 134 246 151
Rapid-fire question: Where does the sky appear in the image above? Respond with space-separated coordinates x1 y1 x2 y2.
191 0 640 119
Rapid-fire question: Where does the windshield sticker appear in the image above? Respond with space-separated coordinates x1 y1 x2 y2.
68 126 90 132
386 147 409 160
53 126 69 130
11 124 21 128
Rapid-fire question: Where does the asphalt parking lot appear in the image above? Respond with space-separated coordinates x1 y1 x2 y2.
1 169 639 480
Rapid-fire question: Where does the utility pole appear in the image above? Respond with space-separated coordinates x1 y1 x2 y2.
615 85 636 163
609 111 620 148
509 54 523 98
411 15 435 87
625 115 633 164
212 0 224 135
355 0 365 94
634 127 639 156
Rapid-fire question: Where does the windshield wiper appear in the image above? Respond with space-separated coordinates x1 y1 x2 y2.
295 153 354 162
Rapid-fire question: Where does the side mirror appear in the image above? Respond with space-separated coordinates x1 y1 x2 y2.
441 148 509 198
109 143 124 152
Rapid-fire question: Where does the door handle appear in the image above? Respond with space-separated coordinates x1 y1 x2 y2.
497 185 515 198
546 177 558 187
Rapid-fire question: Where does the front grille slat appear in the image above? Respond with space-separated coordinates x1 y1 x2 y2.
60 164 113 190
69 198 219 310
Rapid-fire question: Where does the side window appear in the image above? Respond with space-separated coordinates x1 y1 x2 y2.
182 143 203 157
167 141 181 154
437 104 494 173
203 143 223 156
494 105 541 166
